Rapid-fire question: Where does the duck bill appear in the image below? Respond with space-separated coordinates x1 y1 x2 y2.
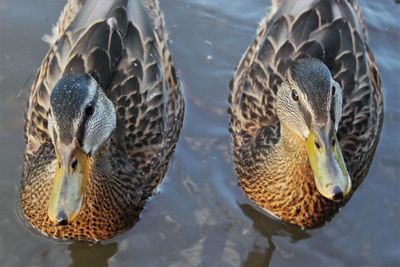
48 141 89 225
306 125 351 202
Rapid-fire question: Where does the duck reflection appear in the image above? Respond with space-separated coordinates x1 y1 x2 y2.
68 242 118 267
239 204 310 267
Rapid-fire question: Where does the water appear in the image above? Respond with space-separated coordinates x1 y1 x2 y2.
0 0 399 266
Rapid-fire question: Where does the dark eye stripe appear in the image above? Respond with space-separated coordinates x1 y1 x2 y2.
77 119 86 148
298 101 312 127
330 92 336 124
78 94 98 147
330 84 336 123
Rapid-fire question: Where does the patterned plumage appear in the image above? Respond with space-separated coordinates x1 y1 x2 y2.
229 0 383 227
21 0 184 241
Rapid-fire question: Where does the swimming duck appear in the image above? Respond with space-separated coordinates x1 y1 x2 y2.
228 0 383 228
21 0 184 241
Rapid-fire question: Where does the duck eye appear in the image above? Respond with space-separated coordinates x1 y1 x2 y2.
85 105 94 117
315 141 321 149
291 90 299 102
70 158 78 171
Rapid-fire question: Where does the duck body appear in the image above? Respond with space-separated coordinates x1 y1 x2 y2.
229 0 383 227
21 0 184 241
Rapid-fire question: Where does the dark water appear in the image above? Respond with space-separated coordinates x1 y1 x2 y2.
0 0 399 266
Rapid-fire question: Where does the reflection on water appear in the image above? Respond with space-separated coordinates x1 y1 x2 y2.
0 0 399 266
68 242 118 267
240 204 310 267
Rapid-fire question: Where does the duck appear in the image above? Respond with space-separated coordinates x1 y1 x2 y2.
228 0 384 228
20 0 184 241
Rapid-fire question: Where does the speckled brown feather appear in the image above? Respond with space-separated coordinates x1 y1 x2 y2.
228 0 383 227
21 0 184 241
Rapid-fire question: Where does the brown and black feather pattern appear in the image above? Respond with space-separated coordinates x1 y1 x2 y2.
228 0 383 227
21 0 184 240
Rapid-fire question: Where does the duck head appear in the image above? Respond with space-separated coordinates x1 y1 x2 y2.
47 74 116 225
276 58 351 201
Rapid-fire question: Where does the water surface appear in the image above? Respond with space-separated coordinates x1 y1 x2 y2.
0 0 399 266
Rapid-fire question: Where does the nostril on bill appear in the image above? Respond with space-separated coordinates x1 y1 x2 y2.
332 186 344 201
56 210 68 226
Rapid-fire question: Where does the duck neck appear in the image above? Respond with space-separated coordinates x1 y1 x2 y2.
279 124 308 163
87 139 143 205
238 124 338 227
90 142 112 174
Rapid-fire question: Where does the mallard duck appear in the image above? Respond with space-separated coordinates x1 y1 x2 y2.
228 0 383 228
21 0 184 241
